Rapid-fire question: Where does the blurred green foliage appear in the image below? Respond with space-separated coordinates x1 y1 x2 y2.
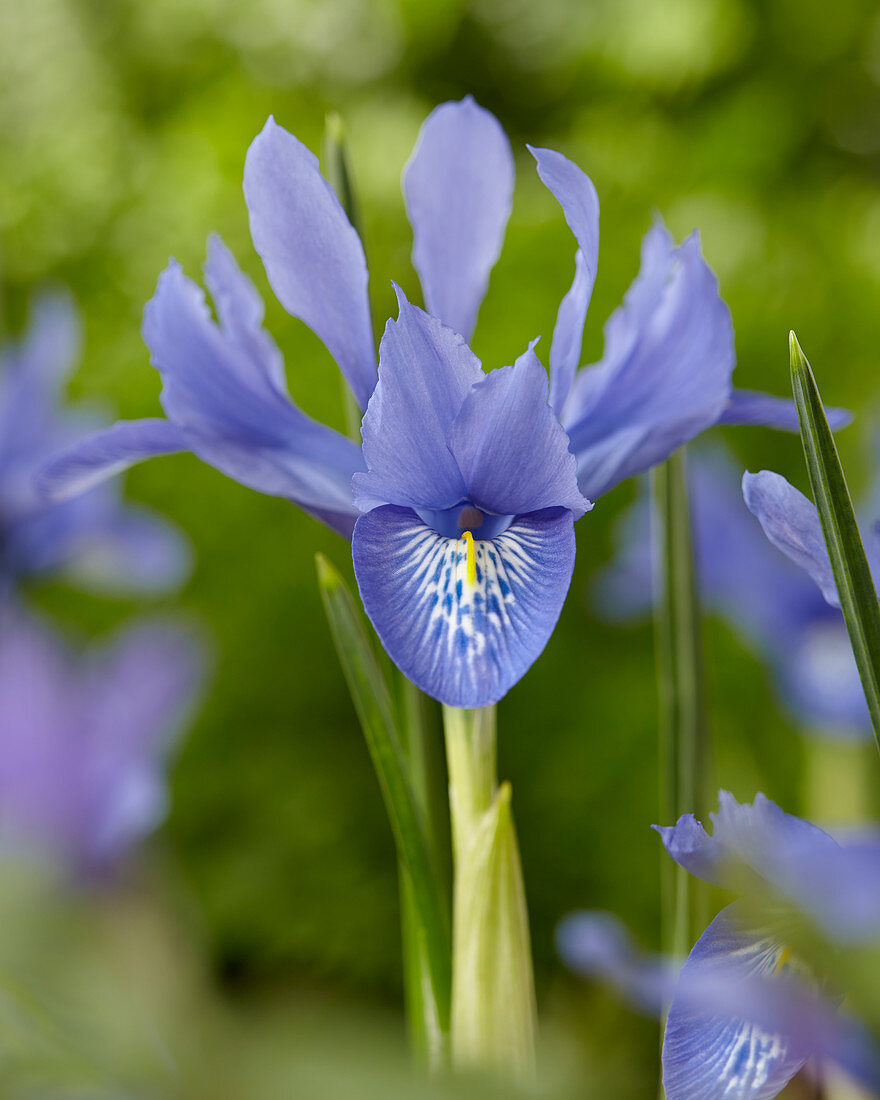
4 0 880 1092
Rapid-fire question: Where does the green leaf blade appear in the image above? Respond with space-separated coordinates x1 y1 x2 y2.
790 331 880 753
315 555 452 1041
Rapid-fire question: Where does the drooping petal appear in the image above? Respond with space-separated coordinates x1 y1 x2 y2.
719 390 851 432
38 419 190 501
742 471 839 607
565 224 735 500
528 146 600 417
663 905 808 1100
403 96 514 341
353 288 483 513
352 505 575 707
142 259 363 528
446 343 590 518
243 116 377 408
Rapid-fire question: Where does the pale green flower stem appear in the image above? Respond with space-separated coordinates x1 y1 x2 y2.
442 704 537 1081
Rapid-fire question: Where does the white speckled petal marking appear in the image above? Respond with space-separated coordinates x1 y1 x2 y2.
351 505 576 707
663 905 807 1100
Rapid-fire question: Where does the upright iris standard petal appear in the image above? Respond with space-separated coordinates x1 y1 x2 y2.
563 224 735 500
663 905 807 1100
528 146 600 417
353 289 484 513
352 506 576 708
548 252 593 418
742 471 840 608
403 96 514 342
446 345 590 518
244 116 377 409
203 233 287 392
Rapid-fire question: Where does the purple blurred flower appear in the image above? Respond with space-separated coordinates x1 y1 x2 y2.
41 98 802 706
0 602 203 877
559 791 880 1099
0 290 190 593
595 449 867 735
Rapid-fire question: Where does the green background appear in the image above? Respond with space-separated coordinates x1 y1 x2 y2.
3 0 880 1093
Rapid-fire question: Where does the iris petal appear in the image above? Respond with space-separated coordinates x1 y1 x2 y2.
352 505 575 707
353 288 483 513
528 146 600 417
446 344 590 518
548 251 593 417
403 96 514 342
655 791 840 898
244 116 377 409
742 471 839 608
720 389 851 432
565 224 734 500
663 904 806 1100
143 257 364 529
38 419 190 501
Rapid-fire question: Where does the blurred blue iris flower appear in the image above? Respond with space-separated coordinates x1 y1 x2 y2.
596 448 865 735
41 98 802 706
0 603 203 878
560 791 880 1099
0 289 189 593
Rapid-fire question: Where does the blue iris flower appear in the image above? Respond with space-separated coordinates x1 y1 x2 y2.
40 98 803 707
0 288 189 593
0 602 204 878
559 791 880 1100
595 446 866 735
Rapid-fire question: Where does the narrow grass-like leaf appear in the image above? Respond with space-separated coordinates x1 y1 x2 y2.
316 554 451 1043
790 331 880 753
652 448 708 963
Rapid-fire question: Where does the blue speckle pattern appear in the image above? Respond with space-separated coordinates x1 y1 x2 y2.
352 504 576 707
